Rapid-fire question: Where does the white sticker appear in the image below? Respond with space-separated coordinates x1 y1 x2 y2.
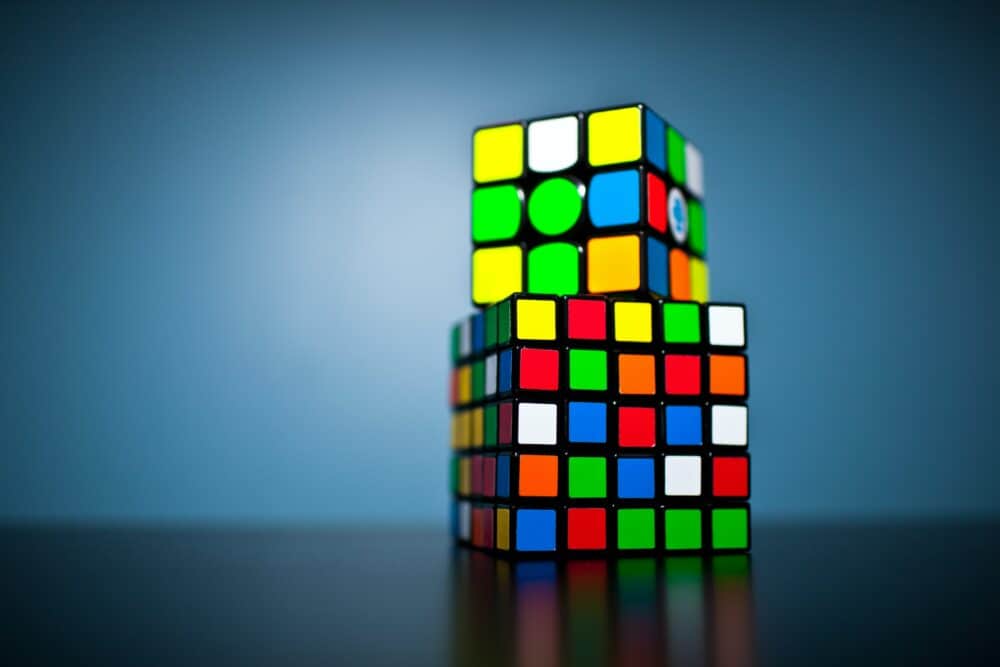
459 319 471 357
711 405 748 446
528 115 579 173
668 187 688 244
484 354 497 396
665 455 702 496
707 305 746 347
685 143 704 198
517 402 558 445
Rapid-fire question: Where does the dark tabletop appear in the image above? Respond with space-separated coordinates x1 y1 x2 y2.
3 520 996 666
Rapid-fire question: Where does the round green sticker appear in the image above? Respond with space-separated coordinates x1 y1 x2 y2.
527 177 583 236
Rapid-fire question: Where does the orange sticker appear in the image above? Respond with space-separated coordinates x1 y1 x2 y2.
518 454 559 497
618 354 656 395
710 355 747 396
670 249 691 300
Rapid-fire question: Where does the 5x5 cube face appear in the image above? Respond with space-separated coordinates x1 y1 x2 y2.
449 294 750 556
470 104 708 306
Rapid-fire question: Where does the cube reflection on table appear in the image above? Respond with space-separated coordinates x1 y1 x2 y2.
449 552 755 666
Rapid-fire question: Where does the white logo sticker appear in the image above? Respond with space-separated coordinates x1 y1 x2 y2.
667 187 688 244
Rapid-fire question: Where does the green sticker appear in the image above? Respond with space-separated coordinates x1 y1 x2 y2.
528 177 583 235
667 127 686 185
665 509 702 550
471 360 485 401
528 242 579 295
484 404 498 447
618 509 655 549
569 349 607 390
484 305 498 348
450 323 461 362
569 457 607 498
688 200 706 256
663 302 701 343
712 508 748 549
472 185 522 243
497 300 512 344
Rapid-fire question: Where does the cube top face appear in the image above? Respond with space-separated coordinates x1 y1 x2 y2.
470 104 707 307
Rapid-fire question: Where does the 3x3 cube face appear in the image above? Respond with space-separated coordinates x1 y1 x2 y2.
470 104 708 306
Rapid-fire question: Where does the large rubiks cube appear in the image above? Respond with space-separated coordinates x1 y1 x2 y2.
450 103 750 556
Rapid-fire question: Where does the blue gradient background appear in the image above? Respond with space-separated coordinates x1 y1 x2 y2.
1 1 996 522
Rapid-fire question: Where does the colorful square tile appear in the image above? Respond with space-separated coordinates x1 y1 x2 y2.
617 458 655 499
517 509 556 551
567 401 607 444
665 405 702 445
567 508 606 550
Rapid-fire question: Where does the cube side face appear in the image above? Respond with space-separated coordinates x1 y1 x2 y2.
449 294 750 557
470 104 709 306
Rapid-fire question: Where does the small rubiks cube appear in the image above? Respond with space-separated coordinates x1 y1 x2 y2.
450 103 750 556
471 104 707 306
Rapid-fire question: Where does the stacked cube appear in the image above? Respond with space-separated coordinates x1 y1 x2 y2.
470 104 706 305
450 103 750 555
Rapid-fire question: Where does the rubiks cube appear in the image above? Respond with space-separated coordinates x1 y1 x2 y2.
450 103 750 556
471 103 707 306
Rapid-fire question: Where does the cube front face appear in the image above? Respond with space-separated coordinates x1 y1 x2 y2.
470 104 708 307
449 293 749 556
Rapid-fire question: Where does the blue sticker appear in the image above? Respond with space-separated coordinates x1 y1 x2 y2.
471 312 485 352
588 170 640 227
644 108 667 172
496 455 511 497
568 401 607 443
499 349 513 393
665 405 702 445
516 509 556 551
646 236 667 296
618 458 655 498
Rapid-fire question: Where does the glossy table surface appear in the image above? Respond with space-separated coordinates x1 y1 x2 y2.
3 520 996 666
